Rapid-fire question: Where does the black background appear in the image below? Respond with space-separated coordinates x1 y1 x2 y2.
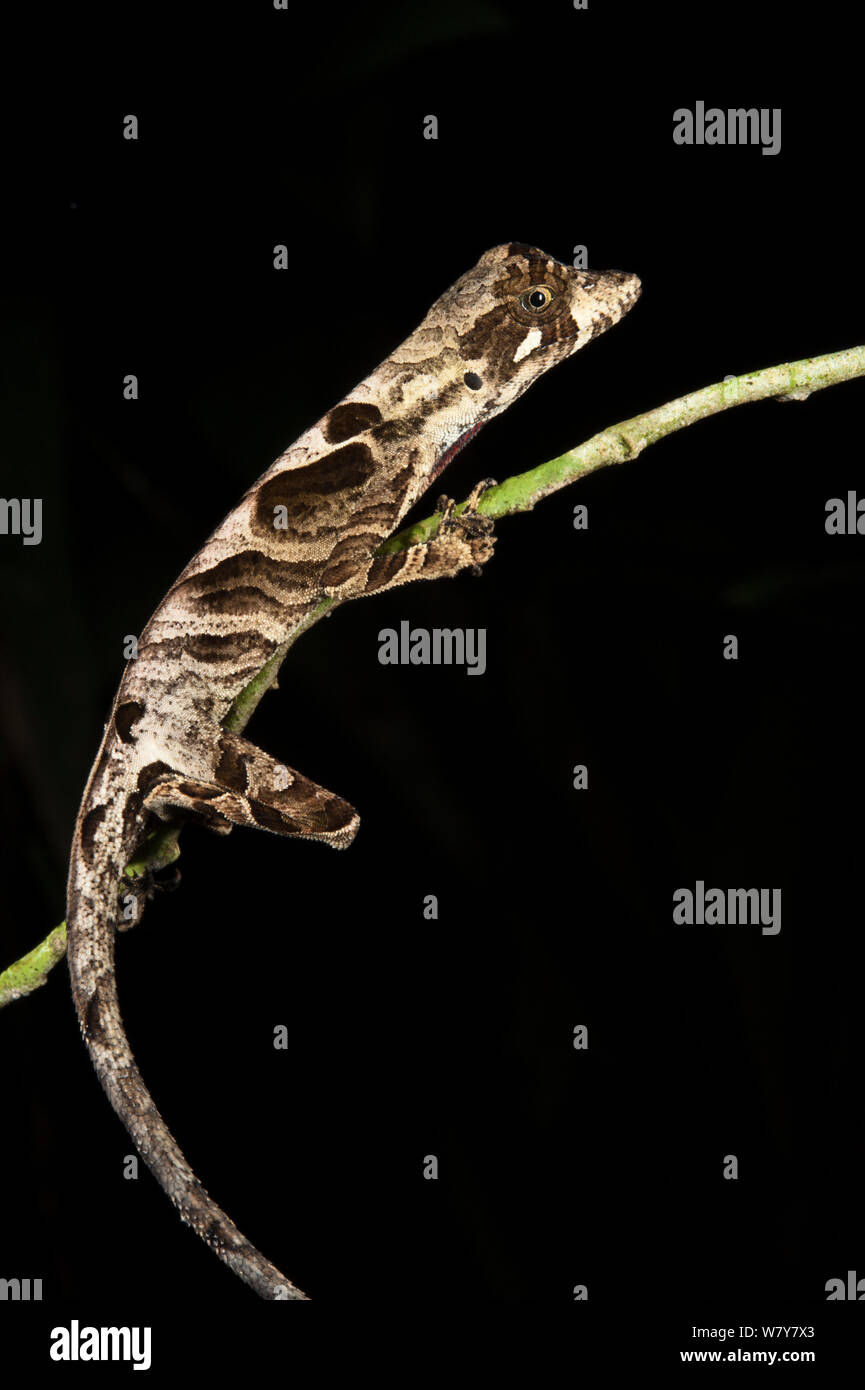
1 0 863 1365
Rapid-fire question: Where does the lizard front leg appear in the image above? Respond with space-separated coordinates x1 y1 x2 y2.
324 478 497 601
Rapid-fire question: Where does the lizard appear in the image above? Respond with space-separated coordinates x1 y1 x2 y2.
66 243 641 1299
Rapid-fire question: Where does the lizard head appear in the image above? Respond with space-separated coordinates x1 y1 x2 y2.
449 242 641 410
326 244 640 518
386 243 640 496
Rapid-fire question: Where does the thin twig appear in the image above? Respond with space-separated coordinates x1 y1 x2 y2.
3 343 862 1005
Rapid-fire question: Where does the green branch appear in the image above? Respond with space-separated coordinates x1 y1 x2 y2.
379 343 865 546
3 342 863 1007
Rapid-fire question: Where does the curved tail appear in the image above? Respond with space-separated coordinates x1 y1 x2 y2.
67 804 307 1300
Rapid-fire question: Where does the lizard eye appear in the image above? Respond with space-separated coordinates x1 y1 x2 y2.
519 285 554 313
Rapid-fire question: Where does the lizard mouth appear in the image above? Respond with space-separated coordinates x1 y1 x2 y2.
430 421 484 481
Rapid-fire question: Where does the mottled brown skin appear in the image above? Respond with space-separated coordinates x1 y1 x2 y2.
67 244 640 1298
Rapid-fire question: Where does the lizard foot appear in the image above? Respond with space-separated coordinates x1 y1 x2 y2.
434 478 496 572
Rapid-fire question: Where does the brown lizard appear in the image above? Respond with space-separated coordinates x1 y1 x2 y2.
67 243 640 1297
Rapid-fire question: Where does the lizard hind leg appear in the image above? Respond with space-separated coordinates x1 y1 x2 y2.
143 730 360 850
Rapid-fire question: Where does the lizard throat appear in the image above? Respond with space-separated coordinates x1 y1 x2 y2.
431 421 484 481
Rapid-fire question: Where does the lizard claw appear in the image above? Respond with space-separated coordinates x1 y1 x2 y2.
435 478 496 540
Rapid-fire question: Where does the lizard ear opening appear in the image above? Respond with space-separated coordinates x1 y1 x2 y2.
463 372 483 390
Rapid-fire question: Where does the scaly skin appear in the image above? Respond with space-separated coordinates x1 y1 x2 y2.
67 244 640 1297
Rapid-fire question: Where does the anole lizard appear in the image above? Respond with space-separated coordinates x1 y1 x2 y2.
67 243 640 1298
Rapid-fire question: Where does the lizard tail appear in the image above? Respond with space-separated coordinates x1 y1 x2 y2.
67 815 308 1300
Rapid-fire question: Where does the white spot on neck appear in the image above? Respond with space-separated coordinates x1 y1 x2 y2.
513 328 542 363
